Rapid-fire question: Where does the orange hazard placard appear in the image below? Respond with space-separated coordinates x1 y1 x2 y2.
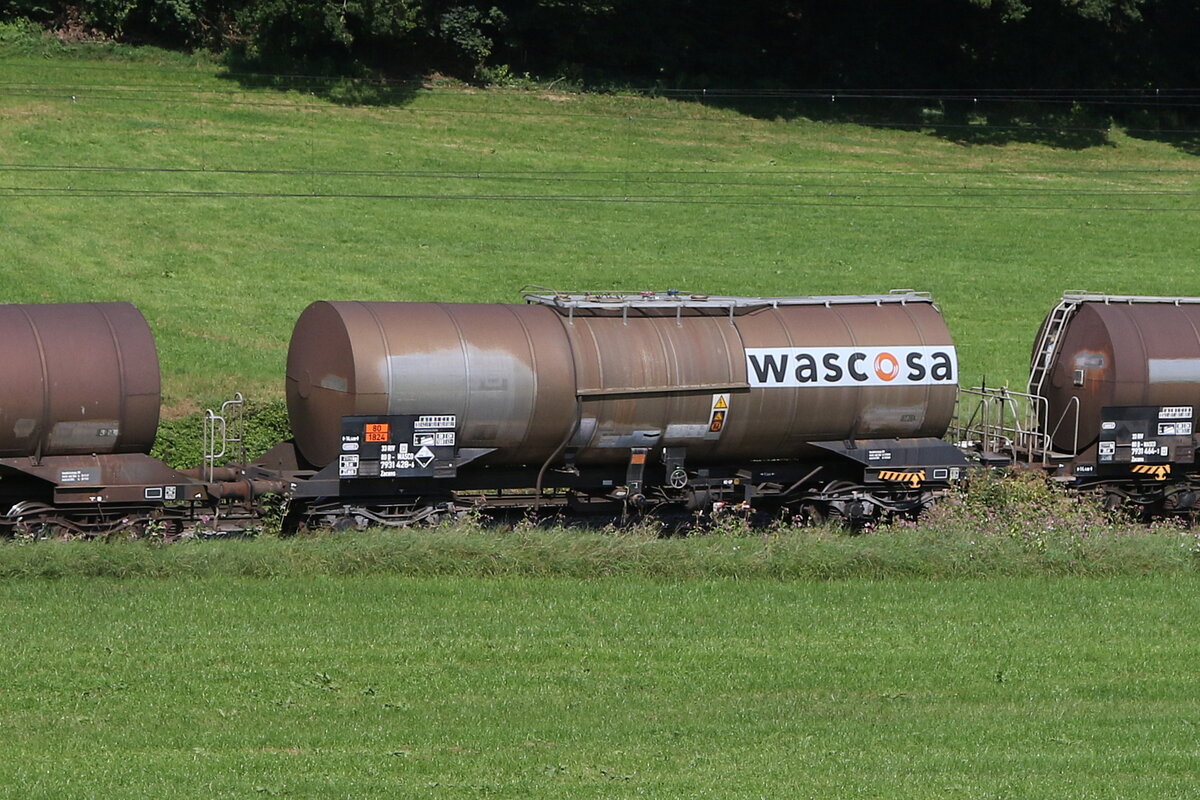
364 423 391 442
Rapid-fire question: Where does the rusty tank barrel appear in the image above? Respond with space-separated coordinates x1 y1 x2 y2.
0 302 160 458
286 292 959 469
1034 294 1200 453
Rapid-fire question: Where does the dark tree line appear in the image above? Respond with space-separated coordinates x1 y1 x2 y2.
3 0 1199 90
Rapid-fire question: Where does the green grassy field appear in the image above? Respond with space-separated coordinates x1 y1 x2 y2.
3 573 1199 799
4 35 1200 799
2 33 1199 410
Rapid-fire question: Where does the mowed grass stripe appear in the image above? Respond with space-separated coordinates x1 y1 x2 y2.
1 575 1197 798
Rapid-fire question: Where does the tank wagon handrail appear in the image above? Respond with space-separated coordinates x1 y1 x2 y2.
956 386 1060 465
955 386 1020 457
203 392 245 482
958 386 1084 466
521 288 938 325
952 387 1005 451
1045 395 1081 459
522 288 935 309
1060 292 1200 306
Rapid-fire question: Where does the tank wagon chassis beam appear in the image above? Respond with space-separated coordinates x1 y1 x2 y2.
1084 480 1200 516
960 462 1200 519
270 426 968 531
0 456 281 538
1 500 190 538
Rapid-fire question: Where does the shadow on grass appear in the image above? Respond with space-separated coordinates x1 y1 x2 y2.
216 54 426 107
1124 124 1200 157
652 91 1200 154
684 94 1117 150
212 58 1200 154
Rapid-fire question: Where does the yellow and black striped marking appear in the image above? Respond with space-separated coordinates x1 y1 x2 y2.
877 470 926 488
1131 464 1171 481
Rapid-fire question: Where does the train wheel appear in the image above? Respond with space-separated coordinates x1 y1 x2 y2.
330 515 360 532
793 503 827 527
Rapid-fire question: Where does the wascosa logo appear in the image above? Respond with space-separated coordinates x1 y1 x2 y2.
746 346 957 388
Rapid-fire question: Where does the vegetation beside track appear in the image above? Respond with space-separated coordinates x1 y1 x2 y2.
1 472 1196 580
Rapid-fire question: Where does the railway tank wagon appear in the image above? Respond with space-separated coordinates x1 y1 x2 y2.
268 290 968 527
0 302 207 534
957 292 1200 514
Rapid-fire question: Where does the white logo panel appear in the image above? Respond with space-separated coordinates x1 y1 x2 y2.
746 346 957 388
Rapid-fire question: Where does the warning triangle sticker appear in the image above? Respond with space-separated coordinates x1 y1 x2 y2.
714 395 728 409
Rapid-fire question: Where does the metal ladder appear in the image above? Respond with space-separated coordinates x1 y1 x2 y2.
1027 296 1082 399
203 393 245 482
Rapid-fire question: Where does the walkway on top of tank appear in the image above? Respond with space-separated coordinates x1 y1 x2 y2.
522 287 936 318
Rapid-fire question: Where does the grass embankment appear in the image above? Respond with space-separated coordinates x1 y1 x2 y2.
2 29 1199 413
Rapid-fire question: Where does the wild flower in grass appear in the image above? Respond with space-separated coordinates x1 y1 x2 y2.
142 519 167 542
1179 531 1200 556
1015 529 1047 554
706 501 755 538
12 523 36 542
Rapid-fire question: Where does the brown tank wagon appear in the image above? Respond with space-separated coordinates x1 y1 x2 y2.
956 293 1200 516
0 302 160 458
287 292 959 467
0 302 207 536
1034 297 1200 454
278 290 968 527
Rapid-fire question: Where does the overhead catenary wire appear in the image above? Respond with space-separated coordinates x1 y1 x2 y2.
4 73 1200 157
2 66 1196 213
1 161 1196 211
1 162 1197 202
0 101 1195 144
0 185 1196 212
4 77 1200 126
4 59 1200 104
1 162 1199 180
3 86 1200 128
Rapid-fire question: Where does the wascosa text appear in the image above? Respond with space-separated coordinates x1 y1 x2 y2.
745 346 957 388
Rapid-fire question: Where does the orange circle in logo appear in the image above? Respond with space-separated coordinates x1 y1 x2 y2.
874 352 899 381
